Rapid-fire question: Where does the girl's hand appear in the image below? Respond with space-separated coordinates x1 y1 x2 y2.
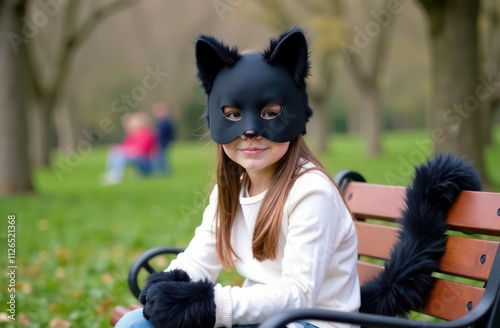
138 269 191 307
140 269 216 328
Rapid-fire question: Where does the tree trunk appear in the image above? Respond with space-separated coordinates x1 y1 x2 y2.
0 0 34 195
347 97 361 135
28 99 53 167
482 0 500 146
307 51 335 155
420 0 490 186
54 99 82 153
360 81 382 156
483 72 500 146
308 93 329 154
339 0 394 157
24 0 140 168
483 94 500 145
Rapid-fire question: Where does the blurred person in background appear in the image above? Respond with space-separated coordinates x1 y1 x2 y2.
151 102 176 175
101 112 159 185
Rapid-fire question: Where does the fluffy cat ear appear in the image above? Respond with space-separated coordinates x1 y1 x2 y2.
195 35 240 94
263 27 310 86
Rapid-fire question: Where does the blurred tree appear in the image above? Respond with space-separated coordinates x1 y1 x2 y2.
481 0 500 145
25 0 139 168
301 2 344 154
0 0 34 195
338 0 398 157
249 0 342 155
250 0 294 30
418 0 491 186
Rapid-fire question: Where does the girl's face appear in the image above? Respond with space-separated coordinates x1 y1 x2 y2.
222 136 289 175
221 104 290 175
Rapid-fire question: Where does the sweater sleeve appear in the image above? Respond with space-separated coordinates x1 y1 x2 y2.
214 174 354 327
166 185 223 283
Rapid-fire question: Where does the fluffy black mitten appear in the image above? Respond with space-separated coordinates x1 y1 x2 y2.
139 269 192 307
142 278 216 328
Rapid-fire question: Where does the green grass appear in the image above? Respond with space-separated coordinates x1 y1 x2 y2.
0 129 499 327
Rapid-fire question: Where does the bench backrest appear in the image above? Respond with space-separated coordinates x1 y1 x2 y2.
341 179 500 322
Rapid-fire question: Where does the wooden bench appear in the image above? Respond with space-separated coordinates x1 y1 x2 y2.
110 169 500 327
260 170 500 328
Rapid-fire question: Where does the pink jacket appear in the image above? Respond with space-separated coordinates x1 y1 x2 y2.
121 128 158 158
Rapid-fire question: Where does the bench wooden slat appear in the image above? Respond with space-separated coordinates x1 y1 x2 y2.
357 222 499 281
345 183 500 236
422 279 485 321
356 222 399 260
440 236 498 281
344 183 405 221
357 261 384 285
446 191 500 236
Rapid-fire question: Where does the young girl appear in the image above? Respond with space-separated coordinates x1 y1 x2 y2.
116 27 360 328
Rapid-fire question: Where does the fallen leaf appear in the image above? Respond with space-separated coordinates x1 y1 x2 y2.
37 219 48 231
97 298 113 315
56 246 70 263
19 281 33 294
49 303 59 312
56 267 66 279
68 290 83 299
0 313 9 322
18 313 32 324
49 317 70 328
101 272 114 285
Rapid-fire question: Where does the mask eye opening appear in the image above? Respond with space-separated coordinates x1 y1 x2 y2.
221 105 242 121
261 104 283 120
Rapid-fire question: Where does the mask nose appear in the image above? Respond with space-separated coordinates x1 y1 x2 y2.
242 130 260 139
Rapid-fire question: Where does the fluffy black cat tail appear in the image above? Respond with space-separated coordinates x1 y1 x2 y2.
360 153 482 317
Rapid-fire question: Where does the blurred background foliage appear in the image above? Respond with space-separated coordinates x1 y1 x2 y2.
2 0 499 189
1 0 500 326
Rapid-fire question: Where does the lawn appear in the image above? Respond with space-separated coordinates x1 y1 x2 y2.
1 129 499 327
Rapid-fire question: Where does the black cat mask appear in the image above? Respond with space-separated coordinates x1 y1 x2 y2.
195 27 312 144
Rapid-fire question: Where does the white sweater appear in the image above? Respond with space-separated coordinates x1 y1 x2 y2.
167 163 360 327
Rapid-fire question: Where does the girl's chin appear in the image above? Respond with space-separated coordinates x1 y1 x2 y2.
239 160 277 173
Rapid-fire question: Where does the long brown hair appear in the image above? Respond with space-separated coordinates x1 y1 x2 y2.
215 135 333 269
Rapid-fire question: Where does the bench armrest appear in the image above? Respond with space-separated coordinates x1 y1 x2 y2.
333 170 366 193
127 246 185 299
257 307 488 328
